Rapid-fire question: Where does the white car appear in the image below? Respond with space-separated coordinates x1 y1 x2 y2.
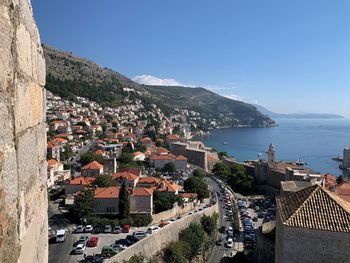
84 225 93 232
226 238 233 248
74 243 86 254
75 225 85 233
133 231 148 240
147 226 160 234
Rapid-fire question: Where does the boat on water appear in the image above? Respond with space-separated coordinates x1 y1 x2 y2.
223 142 228 145
295 158 308 166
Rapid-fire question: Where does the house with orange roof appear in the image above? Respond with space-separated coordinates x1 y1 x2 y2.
95 149 108 157
180 192 198 202
47 141 61 161
47 159 70 188
141 137 154 147
93 187 120 214
137 176 161 188
112 172 139 188
165 134 181 146
130 187 154 214
132 151 145 161
55 133 73 140
117 167 142 177
81 161 104 177
51 137 68 146
65 176 96 195
156 179 179 194
150 153 188 171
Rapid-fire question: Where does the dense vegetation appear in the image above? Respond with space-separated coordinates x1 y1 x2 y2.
163 213 218 263
183 176 210 199
213 162 254 194
153 191 184 214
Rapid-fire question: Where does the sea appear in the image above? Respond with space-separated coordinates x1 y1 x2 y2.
196 118 350 177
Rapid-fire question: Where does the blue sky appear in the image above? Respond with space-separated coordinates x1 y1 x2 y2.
32 0 350 117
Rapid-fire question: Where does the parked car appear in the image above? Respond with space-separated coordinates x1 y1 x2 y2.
115 239 132 247
219 226 226 233
84 225 93 233
101 246 117 258
93 226 102 234
112 226 122 234
56 229 66 243
147 226 160 234
74 243 86 254
159 221 169 228
77 235 89 246
133 231 147 240
88 236 99 247
216 236 223 246
104 225 112 233
75 225 85 233
82 254 104 263
112 244 128 252
226 238 233 248
122 224 131 233
126 234 139 244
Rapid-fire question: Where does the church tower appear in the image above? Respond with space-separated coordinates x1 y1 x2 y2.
268 143 276 164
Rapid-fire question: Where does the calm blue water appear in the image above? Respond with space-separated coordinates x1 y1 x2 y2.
197 118 350 177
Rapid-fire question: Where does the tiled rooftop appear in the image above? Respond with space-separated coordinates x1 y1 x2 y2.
277 185 350 232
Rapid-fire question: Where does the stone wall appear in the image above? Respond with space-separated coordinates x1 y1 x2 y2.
151 200 200 224
275 217 350 263
0 0 47 262
106 203 219 263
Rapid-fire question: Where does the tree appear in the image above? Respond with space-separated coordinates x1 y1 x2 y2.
153 192 184 213
162 162 176 174
212 162 230 180
179 222 205 259
200 214 218 236
93 174 118 187
60 145 74 161
219 151 228 158
118 152 133 164
193 169 205 179
227 164 254 194
164 241 191 263
80 152 104 166
75 189 94 218
184 176 209 199
119 182 129 219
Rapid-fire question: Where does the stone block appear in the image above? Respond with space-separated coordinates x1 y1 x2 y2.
0 98 15 146
14 78 30 134
29 82 43 126
0 4 14 92
16 23 32 78
16 126 39 192
19 0 39 44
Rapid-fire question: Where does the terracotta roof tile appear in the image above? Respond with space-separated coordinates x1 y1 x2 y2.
276 185 350 232
112 172 139 181
132 187 153 196
82 161 103 170
94 187 120 199
69 176 96 185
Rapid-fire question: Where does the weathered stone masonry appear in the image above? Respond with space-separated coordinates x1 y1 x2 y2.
0 0 47 262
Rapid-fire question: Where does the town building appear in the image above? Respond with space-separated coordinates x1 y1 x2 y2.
93 187 120 214
47 159 70 188
129 188 154 214
275 185 350 263
65 176 96 195
112 171 140 188
81 161 104 177
150 153 188 171
342 148 350 169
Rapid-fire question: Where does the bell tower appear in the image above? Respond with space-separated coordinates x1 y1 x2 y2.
268 143 276 164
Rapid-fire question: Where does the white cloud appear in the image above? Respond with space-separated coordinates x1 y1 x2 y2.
224 94 245 102
133 74 184 86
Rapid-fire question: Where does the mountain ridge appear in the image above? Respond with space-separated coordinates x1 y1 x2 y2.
43 44 275 128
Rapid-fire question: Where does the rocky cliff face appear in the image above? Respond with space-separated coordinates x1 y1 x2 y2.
0 0 47 262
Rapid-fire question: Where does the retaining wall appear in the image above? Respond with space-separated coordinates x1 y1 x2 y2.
106 202 219 263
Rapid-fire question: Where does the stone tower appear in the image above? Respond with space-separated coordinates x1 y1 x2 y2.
268 143 276 164
0 0 47 262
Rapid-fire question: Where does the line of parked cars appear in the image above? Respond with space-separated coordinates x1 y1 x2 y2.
238 200 257 252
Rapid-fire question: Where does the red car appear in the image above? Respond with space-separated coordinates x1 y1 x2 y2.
159 221 169 228
122 224 131 233
88 236 99 247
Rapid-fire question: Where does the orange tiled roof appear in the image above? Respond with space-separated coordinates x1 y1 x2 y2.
180 193 198 199
276 185 350 232
47 159 60 167
55 133 70 138
82 161 103 170
157 179 179 193
132 187 153 196
151 154 176 161
47 141 59 149
95 150 107 155
112 172 139 181
69 176 96 185
175 155 187 161
133 151 143 157
138 176 161 184
117 167 141 176
166 134 181 141
51 138 68 144
94 187 120 199
335 182 350 203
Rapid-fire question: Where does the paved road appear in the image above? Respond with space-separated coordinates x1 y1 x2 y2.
206 177 235 263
